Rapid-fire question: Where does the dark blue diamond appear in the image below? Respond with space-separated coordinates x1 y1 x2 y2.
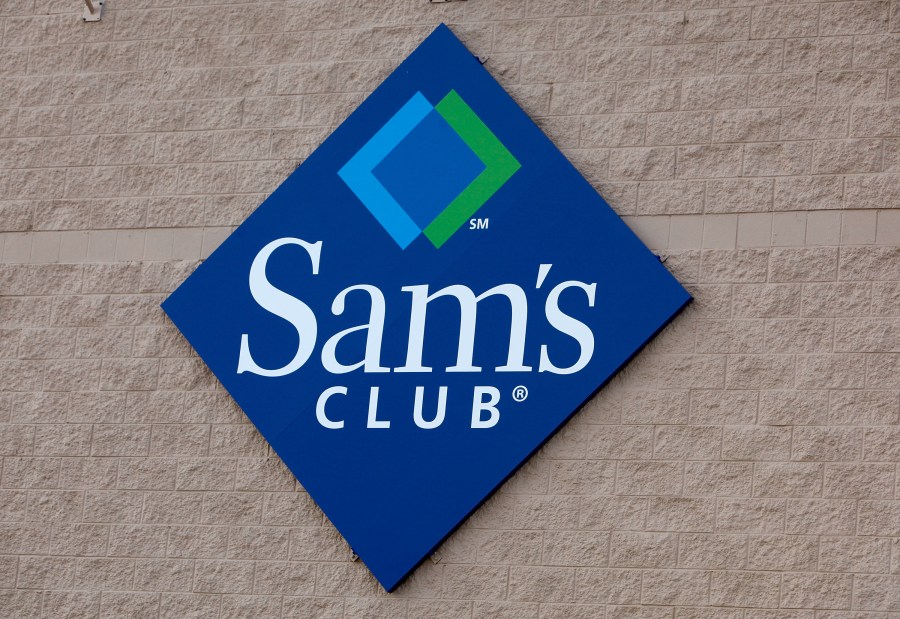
372 108 485 230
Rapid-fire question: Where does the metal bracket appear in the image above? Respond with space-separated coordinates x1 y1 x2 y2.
83 0 103 22
430 551 443 564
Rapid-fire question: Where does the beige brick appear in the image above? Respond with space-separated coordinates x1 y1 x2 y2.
820 1 889 35
609 148 675 181
83 491 143 524
616 461 683 496
782 572 852 609
669 215 703 249
709 570 780 608
744 142 811 177
796 353 866 388
701 214 737 249
690 390 757 425
748 535 818 571
786 499 856 535
677 144 743 179
685 8 749 43
860 500 900 536
854 33 900 68
514 495 579 530
108 524 168 558
17 556 76 589
221 595 283 618
616 80 681 113
91 424 150 457
641 569 709 606
549 460 615 495
625 215 669 249
521 52 585 83
508 566 574 603
716 498 786 533
782 106 850 140
805 211 842 245
855 574 900 610
443 564 508 600
579 496 647 531
835 316 900 352
41 591 100 618
840 246 900 281
647 497 715 532
801 282 871 317
726 354 794 389
585 48 651 81
175 458 235 491
819 71 887 106
816 139 883 174
751 5 819 39
681 75 747 110
143 491 203 525
872 281 900 315
718 40 783 74
713 108 780 143
658 354 725 388
638 182 704 216
819 535 891 573
654 425 721 459
541 604 604 619
551 84 615 117
167 525 228 559
609 531 676 568
557 16 617 50
722 426 791 461
775 176 844 211
754 462 823 498
750 73 817 107
864 427 900 460
766 318 833 353
823 462 895 498
619 12 684 46
737 213 772 248
193 559 254 594
254 560 316 595
574 568 641 604
875 211 900 245
99 591 160 617
700 249 769 283
678 533 746 569
770 247 839 282
771 212 807 247
793 427 861 461
50 523 108 556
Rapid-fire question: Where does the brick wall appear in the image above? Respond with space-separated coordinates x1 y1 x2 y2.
1 0 899 616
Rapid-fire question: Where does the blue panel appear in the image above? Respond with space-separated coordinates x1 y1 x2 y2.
337 91 433 249
161 24 692 593
373 108 485 230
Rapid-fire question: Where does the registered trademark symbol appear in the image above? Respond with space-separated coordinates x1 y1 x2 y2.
512 386 528 402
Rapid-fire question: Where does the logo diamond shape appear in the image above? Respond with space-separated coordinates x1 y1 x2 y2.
161 24 691 592
339 90 520 249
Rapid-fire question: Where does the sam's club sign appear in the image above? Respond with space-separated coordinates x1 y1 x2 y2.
163 25 691 591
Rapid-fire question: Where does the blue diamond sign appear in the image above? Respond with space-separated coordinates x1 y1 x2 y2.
162 24 691 591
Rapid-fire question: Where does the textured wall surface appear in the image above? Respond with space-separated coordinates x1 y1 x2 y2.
1 0 900 616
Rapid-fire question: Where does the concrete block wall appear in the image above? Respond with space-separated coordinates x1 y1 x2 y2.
1 0 899 616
